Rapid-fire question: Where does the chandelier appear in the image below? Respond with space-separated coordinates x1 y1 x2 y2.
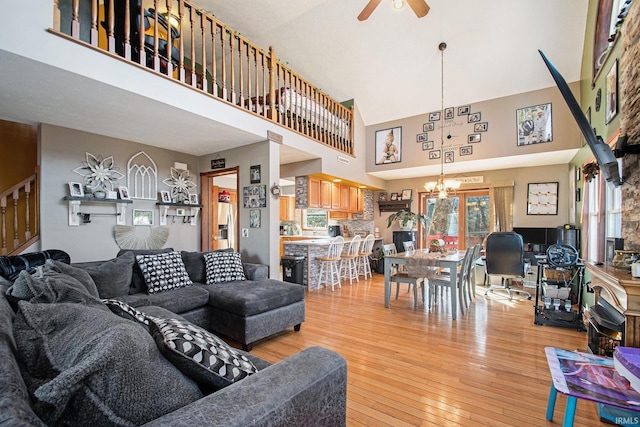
424 42 460 199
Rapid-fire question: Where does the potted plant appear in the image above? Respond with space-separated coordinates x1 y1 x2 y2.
386 209 429 230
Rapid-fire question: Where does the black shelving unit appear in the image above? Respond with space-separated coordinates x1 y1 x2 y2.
533 260 586 331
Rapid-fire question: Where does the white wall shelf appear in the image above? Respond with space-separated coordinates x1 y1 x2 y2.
63 196 133 226
156 202 203 226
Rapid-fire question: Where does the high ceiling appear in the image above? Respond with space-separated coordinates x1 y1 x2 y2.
199 0 588 126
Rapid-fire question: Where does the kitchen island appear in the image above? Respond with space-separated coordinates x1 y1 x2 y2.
283 237 383 290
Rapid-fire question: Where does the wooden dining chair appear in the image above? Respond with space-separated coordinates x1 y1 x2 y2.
428 248 475 317
357 234 375 280
340 235 361 285
317 236 345 291
383 244 423 308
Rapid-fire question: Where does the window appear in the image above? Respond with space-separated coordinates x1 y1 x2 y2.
585 171 622 263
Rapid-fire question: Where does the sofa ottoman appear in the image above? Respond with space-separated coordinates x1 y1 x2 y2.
203 279 306 351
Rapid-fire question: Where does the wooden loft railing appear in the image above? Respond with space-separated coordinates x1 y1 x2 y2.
1 174 39 256
52 0 354 156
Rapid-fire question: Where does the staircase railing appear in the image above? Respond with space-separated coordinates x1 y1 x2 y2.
51 0 354 156
1 174 39 256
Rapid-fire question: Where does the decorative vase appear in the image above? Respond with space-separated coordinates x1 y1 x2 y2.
398 219 414 230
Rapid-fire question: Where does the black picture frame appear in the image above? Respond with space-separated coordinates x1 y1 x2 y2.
375 127 402 165
468 133 481 143
429 112 441 121
416 133 428 142
474 122 489 132
460 146 473 156
526 182 558 215
422 141 434 151
458 106 470 115
390 192 399 201
605 59 618 125
516 102 552 146
250 165 261 184
423 122 434 132
468 112 481 123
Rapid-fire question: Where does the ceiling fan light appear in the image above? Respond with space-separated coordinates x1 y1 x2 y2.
392 0 405 10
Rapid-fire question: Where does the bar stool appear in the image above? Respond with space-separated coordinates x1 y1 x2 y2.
357 234 375 280
340 235 361 285
317 236 345 291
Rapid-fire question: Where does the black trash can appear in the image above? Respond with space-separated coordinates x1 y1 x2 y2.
281 255 305 285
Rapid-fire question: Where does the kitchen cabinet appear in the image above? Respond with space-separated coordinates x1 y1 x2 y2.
279 196 296 221
317 181 328 209
349 187 358 213
308 177 321 208
339 184 349 211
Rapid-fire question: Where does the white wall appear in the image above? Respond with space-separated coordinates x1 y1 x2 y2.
40 124 201 262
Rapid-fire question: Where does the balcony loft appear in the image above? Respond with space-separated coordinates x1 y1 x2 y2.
54 0 354 156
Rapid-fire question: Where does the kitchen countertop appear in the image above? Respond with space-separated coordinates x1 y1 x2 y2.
282 237 382 245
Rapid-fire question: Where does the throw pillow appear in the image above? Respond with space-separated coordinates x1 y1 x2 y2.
136 251 193 294
147 316 258 391
13 300 202 426
117 248 174 294
102 299 149 328
73 252 135 299
44 259 99 298
204 251 246 284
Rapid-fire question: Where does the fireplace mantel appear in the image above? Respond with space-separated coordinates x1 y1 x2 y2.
586 262 640 347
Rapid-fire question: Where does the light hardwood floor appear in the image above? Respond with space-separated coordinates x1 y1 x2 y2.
251 273 605 427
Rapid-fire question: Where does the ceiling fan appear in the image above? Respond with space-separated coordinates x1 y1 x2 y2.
357 0 430 21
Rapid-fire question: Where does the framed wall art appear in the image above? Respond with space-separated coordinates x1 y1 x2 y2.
375 127 402 165
429 111 441 121
516 102 552 146
250 209 261 228
401 189 412 201
527 182 558 215
133 209 154 226
416 133 428 142
460 146 473 156
605 59 618 125
422 141 434 151
68 182 84 197
423 122 434 132
468 134 481 143
250 165 261 184
458 106 470 115
243 184 267 208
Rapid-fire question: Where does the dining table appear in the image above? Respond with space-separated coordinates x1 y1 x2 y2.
383 249 467 319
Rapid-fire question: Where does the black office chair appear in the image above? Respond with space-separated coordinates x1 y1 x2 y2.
484 232 532 300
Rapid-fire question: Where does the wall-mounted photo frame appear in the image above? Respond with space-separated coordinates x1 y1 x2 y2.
458 106 470 115
423 122 434 132
422 141 434 151
189 193 198 205
429 112 441 121
133 209 154 225
460 146 473 156
444 107 454 120
160 190 171 203
516 102 552 146
118 186 130 200
416 133 428 142
444 151 454 164
605 59 618 125
68 182 84 197
390 192 399 201
250 165 261 184
401 189 412 201
474 122 489 133
249 209 261 228
375 127 402 165
526 182 558 215
243 184 267 208
429 150 441 160
468 134 481 143
468 112 481 123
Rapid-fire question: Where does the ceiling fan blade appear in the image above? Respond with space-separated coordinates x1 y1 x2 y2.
406 0 430 18
358 0 382 21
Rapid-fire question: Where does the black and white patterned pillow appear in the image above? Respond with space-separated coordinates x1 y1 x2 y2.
136 251 193 294
102 299 149 327
204 251 246 284
147 316 258 390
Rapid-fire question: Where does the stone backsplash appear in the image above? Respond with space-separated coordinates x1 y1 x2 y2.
620 0 640 250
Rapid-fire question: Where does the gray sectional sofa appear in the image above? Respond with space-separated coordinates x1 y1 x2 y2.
0 249 347 426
